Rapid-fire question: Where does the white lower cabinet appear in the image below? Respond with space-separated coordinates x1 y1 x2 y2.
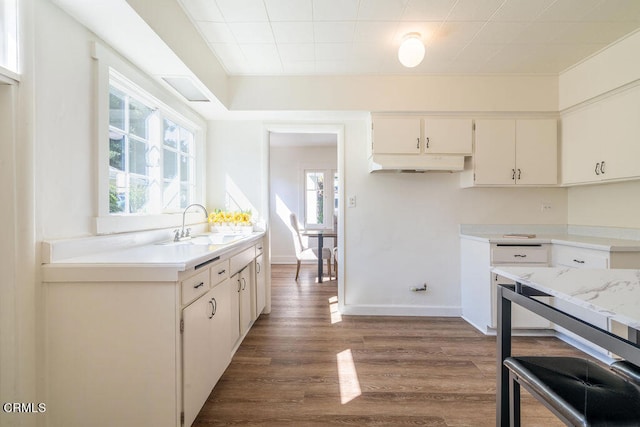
42 236 266 427
255 253 266 315
183 278 231 427
461 238 551 334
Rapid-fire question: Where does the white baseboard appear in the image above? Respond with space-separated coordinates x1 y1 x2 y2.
340 304 462 317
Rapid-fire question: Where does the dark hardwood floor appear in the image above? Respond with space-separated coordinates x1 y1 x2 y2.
193 264 591 426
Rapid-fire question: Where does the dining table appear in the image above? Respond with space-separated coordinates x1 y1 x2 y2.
492 266 640 426
301 229 337 283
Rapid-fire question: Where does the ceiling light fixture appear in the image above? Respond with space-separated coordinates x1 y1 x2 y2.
398 33 425 68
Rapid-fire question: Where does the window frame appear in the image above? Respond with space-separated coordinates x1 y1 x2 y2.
94 43 206 235
302 168 337 230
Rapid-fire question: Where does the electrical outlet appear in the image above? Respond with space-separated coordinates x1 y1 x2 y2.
541 202 552 212
347 195 356 208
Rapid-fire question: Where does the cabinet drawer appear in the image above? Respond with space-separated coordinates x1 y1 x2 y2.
230 246 255 275
491 246 548 264
181 269 210 306
553 245 609 269
255 241 264 256
211 259 230 286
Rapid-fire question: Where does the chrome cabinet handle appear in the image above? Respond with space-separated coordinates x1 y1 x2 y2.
416 137 420 149
256 262 261 274
600 160 605 174
573 259 585 264
241 277 247 290
208 298 217 319
511 169 516 180
237 279 241 292
517 169 521 180
595 162 601 175
426 137 430 149
218 269 226 275
194 282 204 289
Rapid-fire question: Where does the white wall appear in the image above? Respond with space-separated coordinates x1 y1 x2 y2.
208 116 567 316
269 145 337 263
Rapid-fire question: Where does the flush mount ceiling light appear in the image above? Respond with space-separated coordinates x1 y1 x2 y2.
398 33 425 68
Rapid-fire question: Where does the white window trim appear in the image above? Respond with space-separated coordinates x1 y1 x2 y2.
301 165 335 231
93 42 206 235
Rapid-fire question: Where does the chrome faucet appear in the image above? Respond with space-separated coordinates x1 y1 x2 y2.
177 203 209 241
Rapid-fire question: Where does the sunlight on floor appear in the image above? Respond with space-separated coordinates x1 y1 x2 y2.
329 295 342 324
336 349 362 404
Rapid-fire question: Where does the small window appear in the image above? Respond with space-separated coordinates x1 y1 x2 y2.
304 169 337 230
0 0 18 74
108 75 198 215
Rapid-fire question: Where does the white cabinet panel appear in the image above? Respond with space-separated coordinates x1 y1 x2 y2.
474 119 516 185
516 119 558 185
372 117 421 154
255 254 266 316
423 118 472 154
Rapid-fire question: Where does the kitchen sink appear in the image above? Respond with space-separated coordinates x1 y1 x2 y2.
156 233 248 246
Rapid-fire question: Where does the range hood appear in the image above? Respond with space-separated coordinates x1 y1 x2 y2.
368 154 465 173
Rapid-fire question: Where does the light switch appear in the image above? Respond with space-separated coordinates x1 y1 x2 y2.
347 195 356 208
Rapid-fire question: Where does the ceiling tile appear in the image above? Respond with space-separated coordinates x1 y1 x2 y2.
351 42 390 61
228 22 275 43
401 0 457 21
239 43 283 70
271 22 315 43
536 0 601 22
394 21 442 44
210 42 247 70
216 0 269 22
583 0 640 22
472 22 526 44
264 0 313 21
490 0 556 22
197 22 236 43
315 43 353 61
511 22 569 44
277 43 315 61
281 61 316 74
314 22 356 43
433 21 484 44
180 0 225 22
354 21 399 43
312 0 359 21
358 0 409 21
555 22 640 44
448 0 505 21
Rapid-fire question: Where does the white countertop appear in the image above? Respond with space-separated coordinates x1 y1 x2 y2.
42 232 265 282
493 266 640 330
460 232 640 252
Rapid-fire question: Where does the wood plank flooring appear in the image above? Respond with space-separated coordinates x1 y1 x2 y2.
193 264 594 426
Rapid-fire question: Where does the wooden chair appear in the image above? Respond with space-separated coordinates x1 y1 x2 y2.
288 213 333 281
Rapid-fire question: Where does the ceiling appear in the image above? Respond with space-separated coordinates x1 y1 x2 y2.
178 0 640 76
270 132 337 147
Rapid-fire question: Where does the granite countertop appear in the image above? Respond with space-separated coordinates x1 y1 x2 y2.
493 266 640 330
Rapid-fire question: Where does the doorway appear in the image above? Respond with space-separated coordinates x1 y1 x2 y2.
265 124 344 303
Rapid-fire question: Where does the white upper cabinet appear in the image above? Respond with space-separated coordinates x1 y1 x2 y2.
469 119 557 186
371 115 472 155
372 117 421 154
562 85 640 185
423 118 472 155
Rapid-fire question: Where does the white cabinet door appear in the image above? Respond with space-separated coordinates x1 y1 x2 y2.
372 117 421 154
474 119 516 185
255 254 266 316
210 278 232 385
561 104 601 184
183 288 217 427
599 85 640 181
229 272 241 346
423 118 472 154
515 119 557 185
239 266 252 337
